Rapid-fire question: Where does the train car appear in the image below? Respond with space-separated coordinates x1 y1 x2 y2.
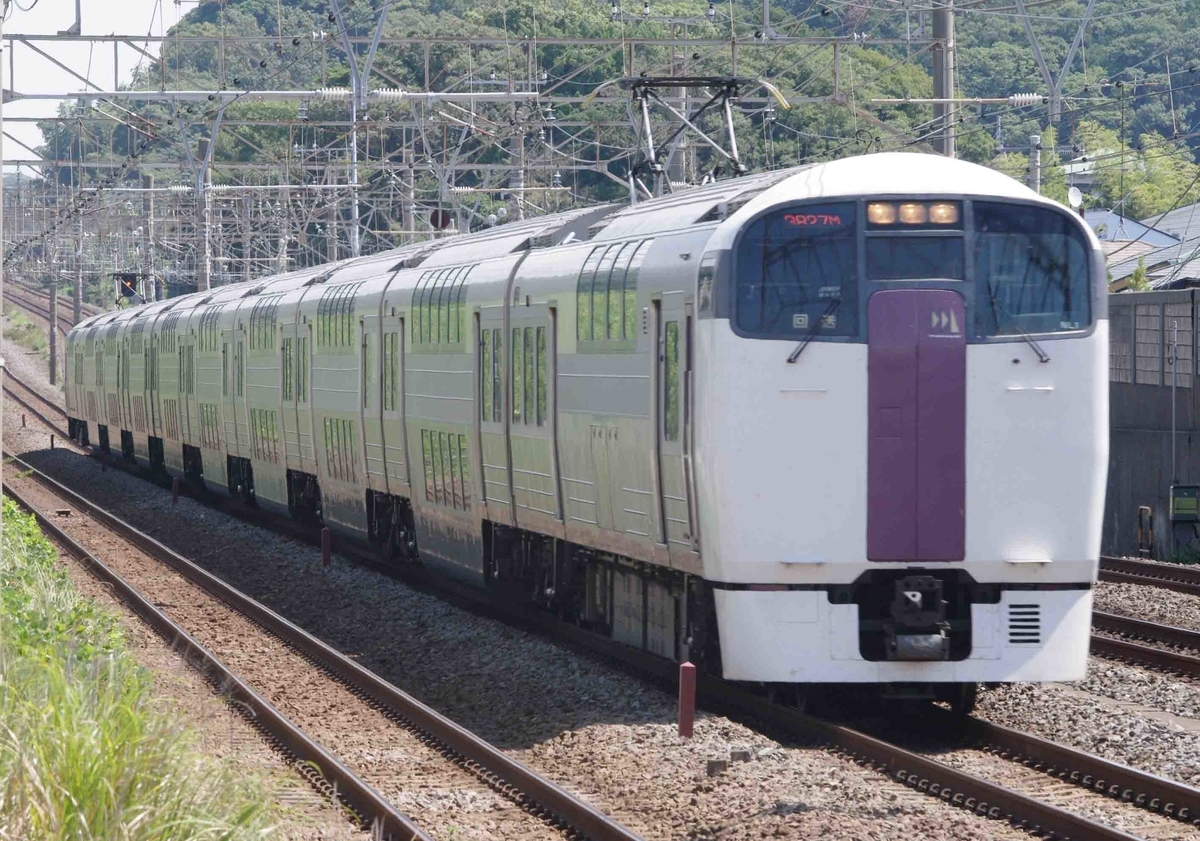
66 152 1108 710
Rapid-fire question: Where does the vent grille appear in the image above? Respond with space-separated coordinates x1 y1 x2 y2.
1007 603 1041 645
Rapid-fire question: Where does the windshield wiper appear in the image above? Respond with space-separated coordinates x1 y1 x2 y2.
787 299 841 364
987 289 1050 363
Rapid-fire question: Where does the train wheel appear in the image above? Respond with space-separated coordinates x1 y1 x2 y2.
949 682 978 717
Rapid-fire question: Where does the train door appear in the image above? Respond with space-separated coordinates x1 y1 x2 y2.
478 305 512 523
380 317 408 491
280 320 303 469
232 327 249 453
180 332 195 442
120 336 133 430
655 297 695 554
220 328 240 456
146 332 160 436
361 313 387 492
297 323 316 470
508 305 559 528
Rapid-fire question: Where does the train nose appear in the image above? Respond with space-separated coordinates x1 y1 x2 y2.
867 289 966 561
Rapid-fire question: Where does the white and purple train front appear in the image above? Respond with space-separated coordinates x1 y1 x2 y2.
693 154 1107 688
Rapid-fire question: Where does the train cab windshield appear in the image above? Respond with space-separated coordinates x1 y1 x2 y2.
733 198 1092 340
733 201 859 338
971 201 1091 336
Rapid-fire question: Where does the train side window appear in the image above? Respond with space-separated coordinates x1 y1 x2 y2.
459 435 471 510
481 329 493 421
236 341 245 397
523 327 535 424
665 321 680 441
421 430 434 502
297 336 309 402
536 326 547 426
449 432 462 509
363 330 376 409
625 241 651 341
282 338 294 401
491 331 502 423
592 246 619 341
383 331 399 411
512 328 524 424
437 431 450 504
607 242 631 340
577 247 604 341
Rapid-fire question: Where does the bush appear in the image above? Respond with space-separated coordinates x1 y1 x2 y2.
2 306 47 355
0 499 273 840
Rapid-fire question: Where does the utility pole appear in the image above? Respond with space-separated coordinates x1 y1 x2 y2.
241 195 252 284
1029 135 1042 194
327 200 338 263
142 174 154 300
931 1 956 157
74 212 82 321
401 147 415 243
197 137 212 291
49 287 57 385
509 132 525 222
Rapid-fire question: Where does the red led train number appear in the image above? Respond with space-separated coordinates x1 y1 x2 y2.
783 213 843 228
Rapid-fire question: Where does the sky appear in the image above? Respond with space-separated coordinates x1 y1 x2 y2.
3 0 188 163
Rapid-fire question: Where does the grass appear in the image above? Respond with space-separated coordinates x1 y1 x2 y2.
0 498 275 840
2 306 47 356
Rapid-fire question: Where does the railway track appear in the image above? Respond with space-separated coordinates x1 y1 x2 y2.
2 453 642 841
1099 556 1200 596
3 285 102 335
13 371 1200 840
1 474 427 841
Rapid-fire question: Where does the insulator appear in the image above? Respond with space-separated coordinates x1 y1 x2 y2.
314 87 352 101
370 88 408 102
1008 93 1044 107
706 2 715 20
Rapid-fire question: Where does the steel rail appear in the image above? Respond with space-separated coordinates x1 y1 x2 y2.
1093 611 1200 653
3 385 70 439
1099 556 1200 596
952 711 1200 826
0 479 431 841
4 453 644 841
708 686 1140 841
4 370 68 420
3 289 72 336
1091 631 1200 679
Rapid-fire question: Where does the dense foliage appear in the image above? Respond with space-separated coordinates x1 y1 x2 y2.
33 0 1200 223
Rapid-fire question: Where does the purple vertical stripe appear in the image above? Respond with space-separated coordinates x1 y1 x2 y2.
867 290 966 561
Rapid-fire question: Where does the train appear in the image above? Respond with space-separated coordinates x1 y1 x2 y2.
65 151 1109 712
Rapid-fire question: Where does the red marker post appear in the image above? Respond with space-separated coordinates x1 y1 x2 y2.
678 661 696 739
321 527 332 567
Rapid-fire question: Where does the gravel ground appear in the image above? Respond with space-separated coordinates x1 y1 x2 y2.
1095 580 1200 633
0 354 1048 839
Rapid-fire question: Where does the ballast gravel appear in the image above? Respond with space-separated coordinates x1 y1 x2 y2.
1095 579 1200 634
